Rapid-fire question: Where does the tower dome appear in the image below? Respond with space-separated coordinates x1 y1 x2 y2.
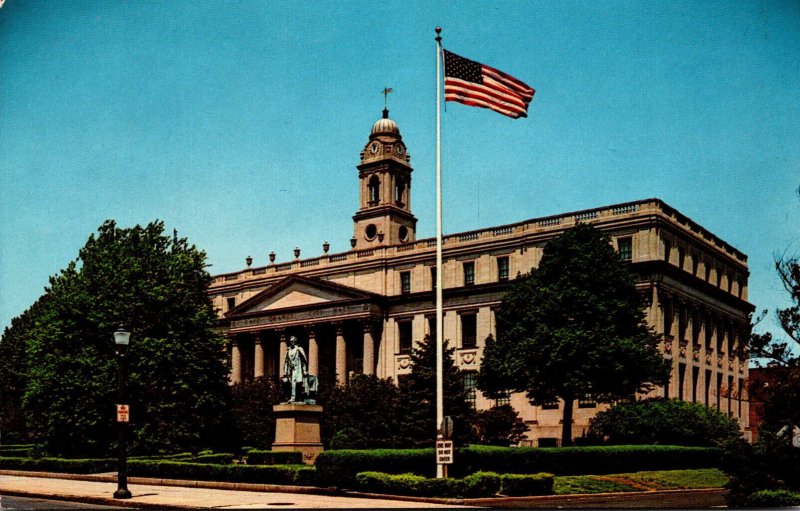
371 108 400 136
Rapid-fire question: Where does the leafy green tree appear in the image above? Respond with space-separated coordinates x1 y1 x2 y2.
319 374 403 448
0 296 51 442
472 404 528 446
586 398 741 446
20 220 231 456
478 223 670 446
230 377 279 450
398 335 475 447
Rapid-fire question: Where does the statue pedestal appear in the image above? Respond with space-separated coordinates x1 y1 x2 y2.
272 403 324 465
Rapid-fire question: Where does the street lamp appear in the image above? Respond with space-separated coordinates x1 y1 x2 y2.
113 327 132 500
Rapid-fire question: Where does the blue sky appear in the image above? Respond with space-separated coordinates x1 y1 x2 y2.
1 1 798 336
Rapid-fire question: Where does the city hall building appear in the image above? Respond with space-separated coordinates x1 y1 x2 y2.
209 111 754 444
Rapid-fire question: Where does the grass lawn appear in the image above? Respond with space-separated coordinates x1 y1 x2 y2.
553 468 728 494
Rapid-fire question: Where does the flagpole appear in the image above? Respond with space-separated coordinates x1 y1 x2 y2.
434 26 445 480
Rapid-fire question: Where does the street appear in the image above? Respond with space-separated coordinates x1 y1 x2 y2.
0 495 130 510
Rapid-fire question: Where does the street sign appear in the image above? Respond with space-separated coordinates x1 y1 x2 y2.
116 404 129 423
436 440 453 464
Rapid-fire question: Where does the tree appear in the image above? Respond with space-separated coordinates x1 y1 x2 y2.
472 404 528 446
318 374 403 448
18 220 232 456
478 223 671 446
398 335 475 447
586 398 741 446
230 377 279 450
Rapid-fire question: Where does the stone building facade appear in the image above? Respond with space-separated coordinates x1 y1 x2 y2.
209 111 754 444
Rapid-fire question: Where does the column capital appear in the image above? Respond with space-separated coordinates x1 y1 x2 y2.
332 321 344 336
307 325 318 339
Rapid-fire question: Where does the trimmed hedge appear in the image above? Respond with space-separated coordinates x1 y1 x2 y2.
192 453 236 464
500 472 555 496
246 450 303 465
316 448 435 486
0 448 31 457
316 445 721 487
127 460 314 485
354 470 554 498
0 456 115 473
456 445 721 476
740 489 800 508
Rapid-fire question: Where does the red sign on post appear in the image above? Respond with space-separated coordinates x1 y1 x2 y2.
116 404 130 423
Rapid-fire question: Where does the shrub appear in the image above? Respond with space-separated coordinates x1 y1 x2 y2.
587 398 742 446
245 450 303 465
330 428 366 450
127 460 313 485
355 471 477 498
192 453 235 464
500 472 555 496
740 489 800 508
462 471 501 497
0 456 115 473
472 405 529 446
0 448 31 457
315 448 434 487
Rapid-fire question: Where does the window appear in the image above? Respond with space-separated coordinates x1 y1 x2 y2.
495 391 511 407
430 267 437 292
427 316 437 340
705 369 712 406
617 237 632 262
463 372 477 409
692 366 699 402
463 261 475 286
497 256 509 281
727 375 734 413
398 321 412 354
394 178 405 205
716 373 723 410
678 363 686 401
541 399 559 410
368 175 380 204
226 297 236 311
461 313 477 348
578 394 596 408
400 271 411 294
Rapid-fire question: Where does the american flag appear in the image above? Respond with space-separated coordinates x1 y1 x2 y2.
443 49 534 119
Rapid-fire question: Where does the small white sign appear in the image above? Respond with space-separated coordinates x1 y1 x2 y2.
436 440 453 464
117 404 130 423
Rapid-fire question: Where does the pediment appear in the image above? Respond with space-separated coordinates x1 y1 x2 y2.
226 275 378 317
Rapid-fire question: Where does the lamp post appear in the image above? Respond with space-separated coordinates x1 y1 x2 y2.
113 327 132 499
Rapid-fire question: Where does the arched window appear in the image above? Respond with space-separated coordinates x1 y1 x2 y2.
368 176 380 204
395 178 405 205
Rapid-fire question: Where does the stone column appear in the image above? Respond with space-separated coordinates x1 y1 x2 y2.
254 334 265 379
335 323 347 385
231 338 242 384
278 331 288 378
363 322 375 376
308 326 319 377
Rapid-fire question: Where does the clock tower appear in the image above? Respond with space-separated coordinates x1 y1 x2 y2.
352 109 417 249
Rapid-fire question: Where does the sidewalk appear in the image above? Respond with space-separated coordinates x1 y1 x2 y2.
0 470 729 509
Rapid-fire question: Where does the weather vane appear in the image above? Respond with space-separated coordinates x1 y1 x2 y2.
382 87 393 109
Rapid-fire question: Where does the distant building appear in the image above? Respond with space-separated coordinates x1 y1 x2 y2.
209 110 754 444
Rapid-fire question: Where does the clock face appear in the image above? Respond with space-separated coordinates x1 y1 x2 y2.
369 142 380 155
395 145 405 157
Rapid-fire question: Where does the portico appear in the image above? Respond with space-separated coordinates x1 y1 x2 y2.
224 275 384 387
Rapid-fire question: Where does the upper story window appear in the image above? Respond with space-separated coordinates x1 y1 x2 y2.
226 297 236 312
368 175 380 205
541 398 559 410
497 256 510 281
461 313 477 348
400 271 411 294
617 237 632 262
398 320 412 354
578 394 597 408
394 178 405 206
463 261 475 286
427 316 437 340
430 266 437 292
